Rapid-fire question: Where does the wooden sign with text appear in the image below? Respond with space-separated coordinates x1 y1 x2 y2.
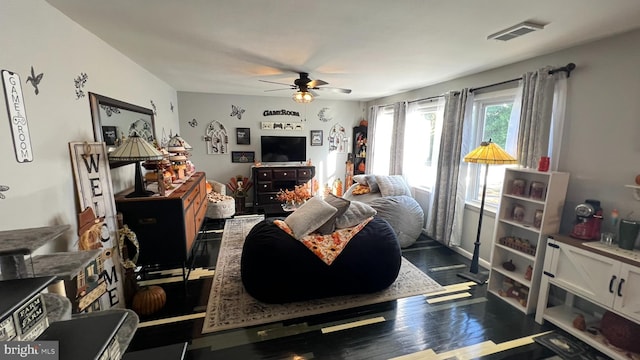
69 142 124 309
2 69 33 162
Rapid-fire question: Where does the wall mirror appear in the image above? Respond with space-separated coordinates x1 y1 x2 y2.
89 92 157 156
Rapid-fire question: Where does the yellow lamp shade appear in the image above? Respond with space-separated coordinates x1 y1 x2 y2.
464 140 517 165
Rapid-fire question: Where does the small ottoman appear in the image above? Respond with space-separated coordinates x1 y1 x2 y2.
241 216 401 303
206 196 235 219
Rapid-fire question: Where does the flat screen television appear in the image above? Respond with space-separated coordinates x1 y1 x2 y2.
261 136 306 162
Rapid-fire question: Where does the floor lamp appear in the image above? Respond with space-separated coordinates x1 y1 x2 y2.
457 139 517 285
109 134 164 198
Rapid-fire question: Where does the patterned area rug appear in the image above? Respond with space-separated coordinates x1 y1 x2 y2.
202 215 444 334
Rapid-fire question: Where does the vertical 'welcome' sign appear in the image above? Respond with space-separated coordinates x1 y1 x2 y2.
69 142 124 309
2 69 33 163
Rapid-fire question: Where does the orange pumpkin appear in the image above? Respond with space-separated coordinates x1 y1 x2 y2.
132 285 166 316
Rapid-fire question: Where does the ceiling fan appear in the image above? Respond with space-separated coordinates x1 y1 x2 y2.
259 72 351 103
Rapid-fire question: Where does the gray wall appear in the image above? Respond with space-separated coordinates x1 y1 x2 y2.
0 2 178 252
176 92 364 199
368 28 640 260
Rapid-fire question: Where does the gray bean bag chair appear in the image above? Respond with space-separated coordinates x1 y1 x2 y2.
344 175 424 248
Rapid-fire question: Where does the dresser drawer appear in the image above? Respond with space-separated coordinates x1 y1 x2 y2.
273 169 296 180
297 169 313 179
256 169 272 180
183 183 201 210
257 193 279 204
257 182 273 192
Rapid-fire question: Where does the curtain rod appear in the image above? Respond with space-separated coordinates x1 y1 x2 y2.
469 62 576 93
374 63 576 108
377 94 444 108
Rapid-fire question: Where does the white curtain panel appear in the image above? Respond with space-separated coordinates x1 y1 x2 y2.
426 89 470 246
389 101 407 175
549 72 568 171
517 66 556 168
365 105 380 174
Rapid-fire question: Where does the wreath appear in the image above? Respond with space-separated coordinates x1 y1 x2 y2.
118 225 140 269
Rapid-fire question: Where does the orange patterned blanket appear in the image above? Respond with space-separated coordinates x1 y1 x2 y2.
274 217 374 265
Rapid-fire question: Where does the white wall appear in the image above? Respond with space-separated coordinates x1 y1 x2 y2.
369 28 640 259
0 2 178 252
177 92 364 197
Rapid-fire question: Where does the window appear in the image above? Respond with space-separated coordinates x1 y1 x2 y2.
371 105 395 175
466 89 519 209
403 100 443 188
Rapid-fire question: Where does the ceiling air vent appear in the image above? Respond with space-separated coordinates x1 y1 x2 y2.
487 21 545 41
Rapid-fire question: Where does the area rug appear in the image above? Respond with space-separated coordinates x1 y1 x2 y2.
202 215 444 334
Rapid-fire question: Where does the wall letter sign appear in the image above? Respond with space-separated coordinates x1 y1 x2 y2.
69 142 125 309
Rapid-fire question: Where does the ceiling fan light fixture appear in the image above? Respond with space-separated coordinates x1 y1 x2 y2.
293 91 313 103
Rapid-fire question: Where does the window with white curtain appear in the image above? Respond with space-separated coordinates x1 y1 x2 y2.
466 88 519 209
371 105 395 175
403 100 443 188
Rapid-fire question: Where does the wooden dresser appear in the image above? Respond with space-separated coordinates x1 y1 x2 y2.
115 172 208 268
252 165 315 215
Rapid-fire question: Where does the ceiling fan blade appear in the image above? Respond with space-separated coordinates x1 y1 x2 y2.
309 89 319 97
307 79 328 87
259 79 295 87
315 86 352 94
264 88 293 92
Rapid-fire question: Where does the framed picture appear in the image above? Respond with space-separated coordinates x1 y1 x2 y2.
310 130 323 146
101 126 118 146
236 127 250 145
231 151 255 163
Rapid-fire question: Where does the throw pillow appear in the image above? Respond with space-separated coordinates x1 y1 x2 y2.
365 175 380 192
375 175 412 197
353 174 367 184
336 200 377 229
352 174 379 192
317 194 351 235
284 197 337 239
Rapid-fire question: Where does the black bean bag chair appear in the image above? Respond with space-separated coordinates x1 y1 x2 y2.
241 216 401 303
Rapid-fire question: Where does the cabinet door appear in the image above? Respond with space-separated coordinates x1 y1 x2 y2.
548 242 619 308
613 263 640 322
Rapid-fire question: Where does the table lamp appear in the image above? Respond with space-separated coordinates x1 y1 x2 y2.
458 139 517 284
108 134 164 198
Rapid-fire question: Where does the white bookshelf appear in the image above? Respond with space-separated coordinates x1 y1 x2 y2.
488 167 569 314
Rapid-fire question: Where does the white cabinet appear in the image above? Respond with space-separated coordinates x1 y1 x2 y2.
488 168 569 314
615 264 640 320
536 236 640 359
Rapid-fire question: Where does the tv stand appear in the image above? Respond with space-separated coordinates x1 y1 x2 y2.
252 165 315 215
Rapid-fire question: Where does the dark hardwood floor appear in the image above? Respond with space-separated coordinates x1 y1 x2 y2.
125 217 578 359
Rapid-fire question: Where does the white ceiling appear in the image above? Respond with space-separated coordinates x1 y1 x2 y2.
46 0 640 101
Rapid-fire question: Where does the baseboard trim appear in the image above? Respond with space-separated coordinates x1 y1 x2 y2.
452 246 491 271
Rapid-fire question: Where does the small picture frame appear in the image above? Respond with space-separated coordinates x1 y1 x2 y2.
102 126 118 146
236 128 250 145
310 130 323 146
231 151 255 163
